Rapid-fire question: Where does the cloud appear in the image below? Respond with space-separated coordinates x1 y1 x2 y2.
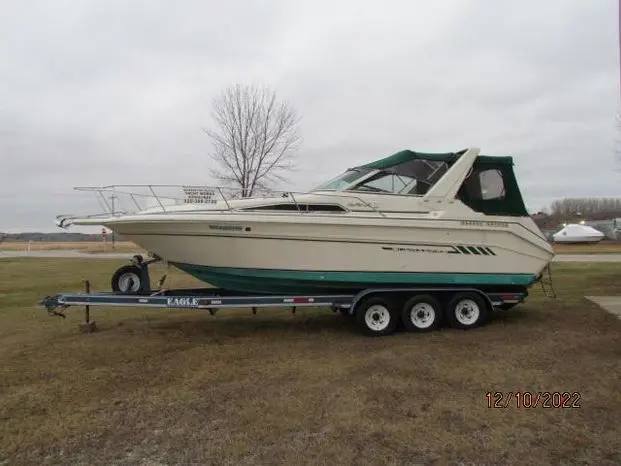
0 0 618 231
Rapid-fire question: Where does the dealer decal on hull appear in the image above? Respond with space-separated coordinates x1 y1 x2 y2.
183 186 218 204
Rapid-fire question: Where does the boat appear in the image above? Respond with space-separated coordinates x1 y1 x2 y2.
56 147 555 295
552 223 605 244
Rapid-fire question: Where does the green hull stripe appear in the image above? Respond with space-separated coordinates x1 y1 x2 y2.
171 263 537 293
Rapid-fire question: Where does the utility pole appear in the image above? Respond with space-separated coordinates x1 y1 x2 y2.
110 193 117 250
614 0 621 171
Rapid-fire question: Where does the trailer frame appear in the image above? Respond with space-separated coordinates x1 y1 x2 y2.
39 280 529 336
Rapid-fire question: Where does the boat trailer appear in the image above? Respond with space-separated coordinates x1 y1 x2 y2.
39 281 529 337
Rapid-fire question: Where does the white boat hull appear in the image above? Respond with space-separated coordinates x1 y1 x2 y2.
96 212 554 293
553 236 604 244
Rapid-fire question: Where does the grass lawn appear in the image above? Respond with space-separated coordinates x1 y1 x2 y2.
552 241 621 254
1 259 621 464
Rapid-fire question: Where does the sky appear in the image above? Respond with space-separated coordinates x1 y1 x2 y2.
0 0 619 232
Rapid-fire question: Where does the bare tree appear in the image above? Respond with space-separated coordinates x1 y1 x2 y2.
204 84 301 197
548 197 621 220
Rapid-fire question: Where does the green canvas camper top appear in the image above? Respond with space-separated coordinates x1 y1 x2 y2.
355 148 527 217
357 149 515 170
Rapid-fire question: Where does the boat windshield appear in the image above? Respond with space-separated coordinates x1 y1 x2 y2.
313 159 449 195
312 167 375 191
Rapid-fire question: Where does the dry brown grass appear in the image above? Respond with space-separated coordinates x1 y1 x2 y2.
1 259 621 464
0 241 143 254
552 241 621 254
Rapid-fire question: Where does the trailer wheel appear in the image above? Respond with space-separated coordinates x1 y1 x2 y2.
401 295 443 332
446 292 489 329
111 265 145 294
354 296 398 337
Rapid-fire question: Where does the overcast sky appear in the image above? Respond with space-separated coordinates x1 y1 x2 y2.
0 0 619 232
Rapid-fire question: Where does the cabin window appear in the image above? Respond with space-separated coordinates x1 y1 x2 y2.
241 203 346 212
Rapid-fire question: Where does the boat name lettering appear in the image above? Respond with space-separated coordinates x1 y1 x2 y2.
183 186 218 204
208 224 243 231
461 220 509 228
167 297 201 307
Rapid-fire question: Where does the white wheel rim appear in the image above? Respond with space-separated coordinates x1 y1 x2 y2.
455 299 480 325
119 272 141 292
364 304 391 332
409 302 436 329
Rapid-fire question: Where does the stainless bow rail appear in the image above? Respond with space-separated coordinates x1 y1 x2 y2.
55 184 388 228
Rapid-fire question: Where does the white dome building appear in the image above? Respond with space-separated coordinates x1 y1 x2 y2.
552 223 605 244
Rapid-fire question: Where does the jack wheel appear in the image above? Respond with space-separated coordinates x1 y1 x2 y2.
111 265 146 294
446 292 489 329
355 296 398 337
401 295 443 332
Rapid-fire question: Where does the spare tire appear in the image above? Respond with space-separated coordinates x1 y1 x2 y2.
111 265 146 294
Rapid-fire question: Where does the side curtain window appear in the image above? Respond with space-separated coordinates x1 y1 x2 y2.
461 168 506 200
457 164 527 216
478 169 505 200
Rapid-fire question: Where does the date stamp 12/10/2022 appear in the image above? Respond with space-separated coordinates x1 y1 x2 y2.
486 392 582 409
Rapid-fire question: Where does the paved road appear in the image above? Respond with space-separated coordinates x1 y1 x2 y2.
3 250 621 262
552 254 621 262
585 296 621 321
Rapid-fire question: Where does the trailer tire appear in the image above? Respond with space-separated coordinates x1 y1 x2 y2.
354 296 398 337
401 295 443 332
111 265 146 294
446 292 489 329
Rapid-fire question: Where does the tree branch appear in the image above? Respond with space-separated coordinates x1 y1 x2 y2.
204 84 301 197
